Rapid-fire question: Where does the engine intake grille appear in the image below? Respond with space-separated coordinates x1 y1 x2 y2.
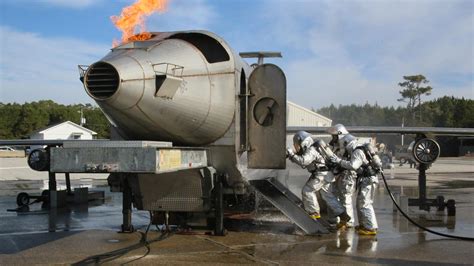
85 62 119 99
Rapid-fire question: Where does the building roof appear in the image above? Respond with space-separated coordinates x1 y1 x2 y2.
287 101 332 123
34 121 97 135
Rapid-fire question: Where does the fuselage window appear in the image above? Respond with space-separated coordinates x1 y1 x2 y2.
169 33 230 63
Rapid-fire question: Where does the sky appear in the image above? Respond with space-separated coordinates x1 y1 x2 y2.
0 0 473 110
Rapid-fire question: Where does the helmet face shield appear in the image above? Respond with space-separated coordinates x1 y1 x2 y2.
329 135 343 155
329 135 339 147
294 142 301 154
327 124 349 155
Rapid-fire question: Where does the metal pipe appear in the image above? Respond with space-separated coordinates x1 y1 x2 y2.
48 172 56 192
121 180 133 233
65 173 71 195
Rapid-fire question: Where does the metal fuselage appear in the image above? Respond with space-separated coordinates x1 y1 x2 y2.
83 31 253 186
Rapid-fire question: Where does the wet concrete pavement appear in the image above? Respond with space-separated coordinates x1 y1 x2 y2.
0 157 473 265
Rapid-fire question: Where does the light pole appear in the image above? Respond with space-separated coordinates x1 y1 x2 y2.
78 108 86 126
401 117 405 146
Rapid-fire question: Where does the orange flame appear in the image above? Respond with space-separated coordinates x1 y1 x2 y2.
111 0 168 47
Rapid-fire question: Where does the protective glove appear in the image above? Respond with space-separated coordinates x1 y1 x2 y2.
286 148 295 159
329 154 341 164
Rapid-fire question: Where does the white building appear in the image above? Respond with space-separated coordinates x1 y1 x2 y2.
287 101 332 127
30 121 97 141
286 101 332 146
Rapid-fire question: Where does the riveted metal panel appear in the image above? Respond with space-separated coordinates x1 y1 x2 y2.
248 64 286 169
49 146 208 174
50 147 157 173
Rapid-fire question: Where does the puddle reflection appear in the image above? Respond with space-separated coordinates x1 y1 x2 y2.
324 230 378 254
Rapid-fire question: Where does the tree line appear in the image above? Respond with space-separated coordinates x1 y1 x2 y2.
316 96 473 156
317 74 472 129
1 95 471 140
317 96 473 128
0 100 109 139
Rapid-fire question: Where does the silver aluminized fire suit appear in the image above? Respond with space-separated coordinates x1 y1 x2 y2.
332 136 378 230
288 135 346 217
335 169 356 227
327 124 356 226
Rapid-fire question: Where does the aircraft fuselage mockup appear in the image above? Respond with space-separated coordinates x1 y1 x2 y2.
79 30 288 185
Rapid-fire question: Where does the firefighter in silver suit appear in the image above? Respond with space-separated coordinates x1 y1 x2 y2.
287 131 351 225
327 124 356 227
329 134 381 235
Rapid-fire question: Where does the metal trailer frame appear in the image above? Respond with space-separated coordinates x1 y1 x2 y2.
9 139 330 235
21 140 227 234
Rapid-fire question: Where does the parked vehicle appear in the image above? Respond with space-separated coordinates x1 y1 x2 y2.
0 146 15 151
0 146 27 158
395 142 416 167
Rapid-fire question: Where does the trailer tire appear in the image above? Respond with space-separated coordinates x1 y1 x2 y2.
17 192 30 206
41 190 50 203
447 199 456 216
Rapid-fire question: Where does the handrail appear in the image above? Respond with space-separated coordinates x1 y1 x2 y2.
152 63 184 77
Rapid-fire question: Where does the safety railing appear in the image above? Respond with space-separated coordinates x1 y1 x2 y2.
152 63 184 77
78 65 89 82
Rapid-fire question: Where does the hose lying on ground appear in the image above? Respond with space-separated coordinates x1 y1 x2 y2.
380 171 474 241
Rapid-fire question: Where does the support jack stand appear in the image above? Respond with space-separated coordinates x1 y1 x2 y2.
407 138 456 216
120 182 135 233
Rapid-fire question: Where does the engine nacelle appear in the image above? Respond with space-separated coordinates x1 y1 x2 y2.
83 31 242 146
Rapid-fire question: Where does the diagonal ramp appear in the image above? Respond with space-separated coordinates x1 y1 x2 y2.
250 177 329 235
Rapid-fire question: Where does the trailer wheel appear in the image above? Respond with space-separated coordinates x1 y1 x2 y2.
447 199 456 216
17 192 30 206
436 196 445 211
41 190 50 203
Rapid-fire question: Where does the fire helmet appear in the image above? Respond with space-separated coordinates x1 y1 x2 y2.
293 131 313 154
327 124 349 148
326 124 349 136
